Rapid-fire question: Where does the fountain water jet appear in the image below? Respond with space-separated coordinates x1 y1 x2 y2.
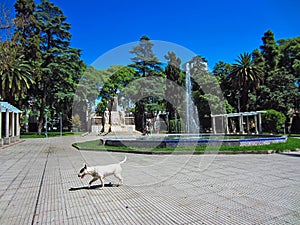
185 62 199 133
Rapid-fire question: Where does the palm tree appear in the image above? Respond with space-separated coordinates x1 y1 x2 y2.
0 41 34 106
228 52 262 112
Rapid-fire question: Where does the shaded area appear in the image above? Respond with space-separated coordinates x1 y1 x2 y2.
69 182 116 191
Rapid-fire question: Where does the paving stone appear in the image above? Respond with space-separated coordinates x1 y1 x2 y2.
0 135 299 224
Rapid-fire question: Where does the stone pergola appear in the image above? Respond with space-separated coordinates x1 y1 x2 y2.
211 111 266 134
0 102 22 146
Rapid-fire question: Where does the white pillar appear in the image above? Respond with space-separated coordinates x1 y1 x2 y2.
254 114 258 134
225 116 229 134
212 116 216 134
11 112 15 137
239 115 244 134
5 108 9 138
16 113 20 137
258 113 262 134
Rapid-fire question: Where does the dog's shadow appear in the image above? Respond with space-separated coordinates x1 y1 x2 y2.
69 182 118 191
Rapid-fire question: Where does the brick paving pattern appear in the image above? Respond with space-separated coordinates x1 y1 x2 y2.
0 135 299 224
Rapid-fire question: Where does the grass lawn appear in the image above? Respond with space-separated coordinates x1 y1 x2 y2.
73 137 300 153
21 132 84 138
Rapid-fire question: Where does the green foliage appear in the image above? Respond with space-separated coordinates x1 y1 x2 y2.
70 114 81 130
164 51 185 127
3 5 300 138
189 56 227 126
262 109 286 133
21 131 83 138
255 35 300 115
13 0 85 134
95 98 107 116
227 52 263 112
129 36 163 77
169 119 182 133
260 30 279 71
129 36 165 131
100 65 135 99
0 41 34 106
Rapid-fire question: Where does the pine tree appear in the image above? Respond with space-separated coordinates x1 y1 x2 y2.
129 36 164 131
13 0 41 61
32 0 84 134
129 36 163 77
260 30 279 74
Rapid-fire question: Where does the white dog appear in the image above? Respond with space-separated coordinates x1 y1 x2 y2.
78 156 127 189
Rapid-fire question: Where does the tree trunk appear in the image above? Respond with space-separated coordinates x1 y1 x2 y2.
38 84 47 135
241 90 249 112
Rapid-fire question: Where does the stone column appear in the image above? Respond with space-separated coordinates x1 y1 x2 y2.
239 114 244 134
212 116 216 134
16 113 20 138
11 112 15 138
4 108 10 144
254 114 258 134
258 113 263 134
224 116 229 134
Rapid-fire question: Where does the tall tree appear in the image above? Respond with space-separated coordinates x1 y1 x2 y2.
212 61 234 111
98 65 136 113
13 0 41 109
228 52 262 112
260 30 279 75
13 0 40 60
278 36 300 79
255 34 300 115
266 68 298 115
164 51 184 132
129 35 163 77
32 0 83 134
129 36 164 131
188 56 228 131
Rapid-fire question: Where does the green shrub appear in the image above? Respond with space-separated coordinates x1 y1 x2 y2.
169 119 182 133
262 109 286 133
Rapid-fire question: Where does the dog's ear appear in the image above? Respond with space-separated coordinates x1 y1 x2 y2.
82 163 87 169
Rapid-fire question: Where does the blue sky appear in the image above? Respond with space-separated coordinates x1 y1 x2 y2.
5 0 300 70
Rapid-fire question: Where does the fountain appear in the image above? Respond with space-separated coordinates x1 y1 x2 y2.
98 61 287 149
185 62 199 133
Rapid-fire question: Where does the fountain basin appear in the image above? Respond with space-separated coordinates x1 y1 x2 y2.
100 134 287 148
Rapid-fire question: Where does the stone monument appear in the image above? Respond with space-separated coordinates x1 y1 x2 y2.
109 97 128 132
103 97 134 132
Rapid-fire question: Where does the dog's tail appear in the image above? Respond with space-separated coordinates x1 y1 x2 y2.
120 156 127 164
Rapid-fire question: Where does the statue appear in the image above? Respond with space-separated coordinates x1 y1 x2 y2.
119 111 125 125
104 108 109 125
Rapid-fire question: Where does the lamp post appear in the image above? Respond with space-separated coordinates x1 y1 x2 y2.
85 100 90 132
60 112 62 136
45 109 48 138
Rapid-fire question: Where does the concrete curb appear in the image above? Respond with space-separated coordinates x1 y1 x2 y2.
73 144 287 155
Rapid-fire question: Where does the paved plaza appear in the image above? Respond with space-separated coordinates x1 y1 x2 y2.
0 135 299 224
